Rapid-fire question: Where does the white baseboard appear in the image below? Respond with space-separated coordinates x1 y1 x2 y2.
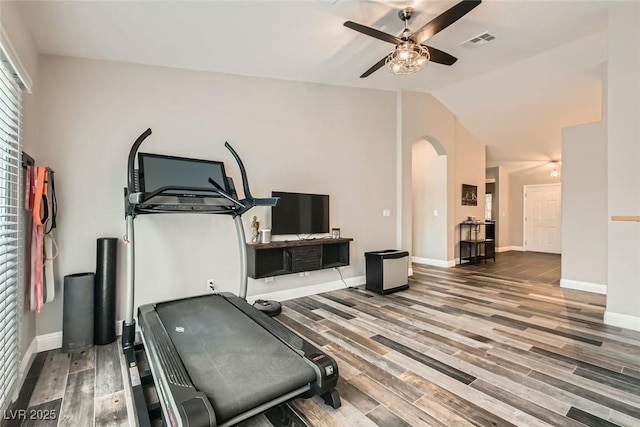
497 246 525 252
247 275 366 304
20 338 37 375
35 321 124 354
36 331 62 352
411 256 453 268
604 311 640 332
116 320 123 337
560 279 607 295
12 338 37 401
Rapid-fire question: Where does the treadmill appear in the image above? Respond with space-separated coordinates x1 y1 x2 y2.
122 129 341 427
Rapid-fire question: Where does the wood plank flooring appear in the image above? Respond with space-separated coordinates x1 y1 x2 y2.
284 263 640 427
3 342 130 427
457 251 561 285
5 255 640 426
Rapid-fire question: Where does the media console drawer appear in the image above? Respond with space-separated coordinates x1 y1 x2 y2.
288 245 322 272
247 238 352 279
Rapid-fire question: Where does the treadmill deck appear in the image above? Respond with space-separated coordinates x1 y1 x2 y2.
155 295 316 423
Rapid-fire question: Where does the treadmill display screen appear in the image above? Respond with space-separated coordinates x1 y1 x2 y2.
138 152 229 197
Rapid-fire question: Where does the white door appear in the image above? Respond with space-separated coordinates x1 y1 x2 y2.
524 184 561 253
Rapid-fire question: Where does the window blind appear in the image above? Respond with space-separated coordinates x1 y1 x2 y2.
0 52 23 414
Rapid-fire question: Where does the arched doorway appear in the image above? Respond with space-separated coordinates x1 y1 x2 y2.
411 137 448 265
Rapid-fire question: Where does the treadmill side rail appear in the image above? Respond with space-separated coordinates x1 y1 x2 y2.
123 345 153 427
139 304 217 427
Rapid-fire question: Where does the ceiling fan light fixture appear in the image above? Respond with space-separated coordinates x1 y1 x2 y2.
385 41 430 75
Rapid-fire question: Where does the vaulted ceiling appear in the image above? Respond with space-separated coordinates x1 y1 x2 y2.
16 0 614 171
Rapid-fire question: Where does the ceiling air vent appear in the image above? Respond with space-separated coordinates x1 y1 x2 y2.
459 32 496 49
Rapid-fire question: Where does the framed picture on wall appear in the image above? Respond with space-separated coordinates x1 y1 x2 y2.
462 184 478 206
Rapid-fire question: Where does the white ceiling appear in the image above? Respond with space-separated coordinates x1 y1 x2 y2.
16 0 615 172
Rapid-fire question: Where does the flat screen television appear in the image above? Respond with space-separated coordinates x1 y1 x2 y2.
271 191 329 235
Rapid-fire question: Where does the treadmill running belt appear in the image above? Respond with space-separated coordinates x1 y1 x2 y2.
156 295 316 424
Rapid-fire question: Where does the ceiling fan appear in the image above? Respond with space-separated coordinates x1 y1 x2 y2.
344 0 482 78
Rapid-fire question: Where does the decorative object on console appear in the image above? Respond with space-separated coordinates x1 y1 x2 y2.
251 215 259 243
259 228 271 244
331 228 341 239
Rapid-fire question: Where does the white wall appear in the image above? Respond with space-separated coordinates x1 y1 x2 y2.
454 119 485 260
605 2 640 330
486 166 509 249
400 92 485 266
497 167 510 249
400 92 486 265
485 167 498 222
411 140 447 261
400 92 455 264
35 55 398 335
561 121 607 292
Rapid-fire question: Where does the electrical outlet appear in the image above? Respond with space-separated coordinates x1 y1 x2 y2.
207 279 215 291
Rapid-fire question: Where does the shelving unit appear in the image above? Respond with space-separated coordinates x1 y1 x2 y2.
458 221 495 265
247 238 352 279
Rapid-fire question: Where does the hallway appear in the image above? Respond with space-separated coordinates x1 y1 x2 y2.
454 250 561 286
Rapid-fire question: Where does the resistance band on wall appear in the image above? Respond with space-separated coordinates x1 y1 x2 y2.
25 165 58 313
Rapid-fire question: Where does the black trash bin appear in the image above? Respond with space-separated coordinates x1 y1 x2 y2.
364 250 409 295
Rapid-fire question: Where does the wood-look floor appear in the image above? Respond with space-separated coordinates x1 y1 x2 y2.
3 341 130 427
7 255 640 427
284 263 640 427
457 250 561 286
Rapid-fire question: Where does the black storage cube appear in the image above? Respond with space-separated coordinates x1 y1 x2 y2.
365 250 409 295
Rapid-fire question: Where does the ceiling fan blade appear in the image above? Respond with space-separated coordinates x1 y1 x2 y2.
424 45 457 66
344 21 403 45
410 0 482 44
360 55 389 78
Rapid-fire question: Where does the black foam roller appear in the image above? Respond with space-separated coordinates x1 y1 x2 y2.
95 237 118 345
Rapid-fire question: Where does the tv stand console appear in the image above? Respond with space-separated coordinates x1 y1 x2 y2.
247 238 353 279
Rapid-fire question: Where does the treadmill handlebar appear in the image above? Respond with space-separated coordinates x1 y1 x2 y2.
224 141 254 202
127 128 152 194
206 178 246 208
126 129 271 215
